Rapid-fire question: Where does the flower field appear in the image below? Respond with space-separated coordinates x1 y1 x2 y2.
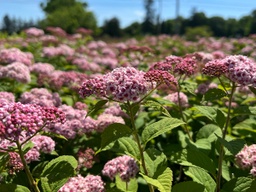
0 27 256 192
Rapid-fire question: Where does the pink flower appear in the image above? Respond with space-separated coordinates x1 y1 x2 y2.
24 27 44 37
102 155 139 182
96 113 124 132
29 62 55 75
58 175 105 192
0 62 31 83
0 102 65 141
0 48 33 66
164 92 189 108
19 88 61 107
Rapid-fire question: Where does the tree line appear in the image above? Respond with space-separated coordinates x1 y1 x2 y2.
1 0 256 38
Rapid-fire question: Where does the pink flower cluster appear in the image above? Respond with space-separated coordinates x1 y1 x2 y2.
102 155 139 182
203 55 256 86
29 62 55 75
24 27 44 37
0 62 31 83
1 134 55 173
42 44 74 57
58 175 105 192
0 102 65 141
0 48 33 66
96 113 125 132
0 92 15 104
48 104 97 139
235 144 256 177
77 147 96 169
19 88 61 107
164 92 189 108
80 67 150 102
195 82 218 95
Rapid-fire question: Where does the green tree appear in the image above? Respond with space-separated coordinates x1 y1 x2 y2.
102 17 122 37
123 22 142 37
142 0 155 34
40 0 97 34
208 16 226 37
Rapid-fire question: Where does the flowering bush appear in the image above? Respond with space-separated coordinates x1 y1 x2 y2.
1 27 256 192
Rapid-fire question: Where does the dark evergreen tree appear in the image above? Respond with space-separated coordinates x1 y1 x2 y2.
142 0 155 34
102 17 122 37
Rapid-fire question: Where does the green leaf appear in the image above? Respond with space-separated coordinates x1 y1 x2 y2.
100 123 132 150
41 155 77 192
180 80 197 95
0 184 30 192
141 167 173 192
32 161 49 179
221 177 255 192
249 86 256 95
41 177 52 192
115 176 138 192
192 106 218 121
86 99 108 117
204 88 227 101
0 152 9 172
215 135 246 155
22 141 34 154
172 181 205 192
196 124 222 143
41 131 68 141
142 117 185 146
143 148 168 177
171 149 216 176
233 106 256 116
144 99 171 117
61 96 74 106
184 167 216 192
100 137 140 160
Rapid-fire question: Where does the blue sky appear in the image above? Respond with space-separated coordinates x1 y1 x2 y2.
0 0 256 28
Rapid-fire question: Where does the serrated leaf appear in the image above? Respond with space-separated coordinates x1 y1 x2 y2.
184 167 216 192
144 100 171 117
192 106 218 122
41 155 77 192
220 177 254 192
204 88 226 101
100 123 132 150
172 181 205 192
249 86 256 95
100 137 140 160
22 141 34 154
86 99 108 117
215 135 246 155
0 184 30 192
141 167 173 192
142 117 185 146
144 148 168 177
180 81 197 95
233 106 256 116
115 175 138 192
172 149 216 176
197 124 221 140
41 177 52 192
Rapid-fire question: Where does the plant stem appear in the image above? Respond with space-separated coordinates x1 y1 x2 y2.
16 141 40 192
216 82 236 192
177 84 193 141
127 103 154 192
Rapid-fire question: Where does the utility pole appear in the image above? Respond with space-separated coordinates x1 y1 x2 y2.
175 0 180 35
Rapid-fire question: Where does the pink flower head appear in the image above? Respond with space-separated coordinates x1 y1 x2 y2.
96 114 125 132
164 92 189 108
202 59 228 77
80 67 150 102
195 82 218 95
77 147 96 169
0 62 31 83
0 48 33 66
174 56 197 76
24 27 44 37
58 175 105 192
102 155 139 182
31 135 55 154
29 62 55 75
223 55 256 86
0 92 15 104
144 69 177 88
20 88 61 107
236 144 256 177
0 102 65 141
